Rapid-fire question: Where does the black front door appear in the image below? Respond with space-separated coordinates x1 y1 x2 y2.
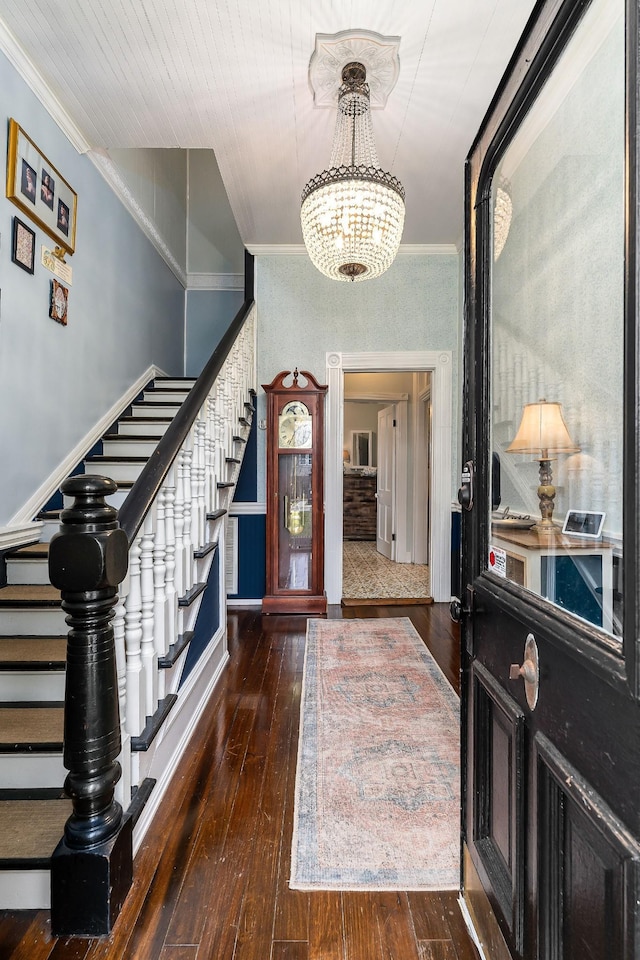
461 0 640 958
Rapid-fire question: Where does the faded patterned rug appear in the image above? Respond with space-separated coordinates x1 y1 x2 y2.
290 617 460 890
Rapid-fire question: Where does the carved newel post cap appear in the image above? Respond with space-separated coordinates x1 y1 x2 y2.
49 475 128 592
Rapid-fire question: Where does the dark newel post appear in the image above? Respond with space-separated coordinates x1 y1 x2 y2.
48 475 133 937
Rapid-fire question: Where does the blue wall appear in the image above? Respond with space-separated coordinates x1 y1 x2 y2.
0 50 185 525
185 289 243 377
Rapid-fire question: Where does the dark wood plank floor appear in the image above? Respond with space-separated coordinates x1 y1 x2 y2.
0 603 477 960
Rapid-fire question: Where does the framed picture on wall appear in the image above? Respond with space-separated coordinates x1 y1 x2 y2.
6 119 77 255
49 279 69 326
11 217 35 274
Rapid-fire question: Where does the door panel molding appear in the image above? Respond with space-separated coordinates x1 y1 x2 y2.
471 661 526 952
535 733 640 960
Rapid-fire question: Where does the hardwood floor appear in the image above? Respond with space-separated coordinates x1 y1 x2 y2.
0 604 477 960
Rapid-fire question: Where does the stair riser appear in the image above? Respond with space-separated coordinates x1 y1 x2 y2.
143 391 188 403
84 461 144 482
0 869 51 910
0 671 65 701
102 439 159 457
131 404 181 418
0 608 66 636
6 559 50 585
0 752 64 788
117 420 169 437
153 379 196 389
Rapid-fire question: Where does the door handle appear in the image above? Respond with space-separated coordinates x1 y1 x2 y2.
509 633 539 710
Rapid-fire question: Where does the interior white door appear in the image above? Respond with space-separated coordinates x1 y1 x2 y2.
376 404 395 560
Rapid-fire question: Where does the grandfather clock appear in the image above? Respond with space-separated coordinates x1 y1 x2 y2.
262 369 328 614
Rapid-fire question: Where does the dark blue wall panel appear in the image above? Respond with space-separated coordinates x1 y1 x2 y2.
229 513 266 600
233 419 258 502
180 548 221 686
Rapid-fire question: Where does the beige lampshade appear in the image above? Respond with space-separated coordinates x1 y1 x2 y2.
506 400 579 456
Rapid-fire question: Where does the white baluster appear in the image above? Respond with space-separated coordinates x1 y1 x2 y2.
182 442 194 593
195 415 207 546
164 467 178 657
174 450 186 599
124 537 145 735
113 591 129 807
140 512 157 719
153 488 167 660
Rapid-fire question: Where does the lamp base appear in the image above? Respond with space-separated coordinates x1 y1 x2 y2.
533 520 559 537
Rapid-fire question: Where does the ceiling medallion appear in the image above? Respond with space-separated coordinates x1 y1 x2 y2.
301 48 405 283
308 30 401 109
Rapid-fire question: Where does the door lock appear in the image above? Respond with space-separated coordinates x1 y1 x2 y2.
458 460 474 511
509 633 539 710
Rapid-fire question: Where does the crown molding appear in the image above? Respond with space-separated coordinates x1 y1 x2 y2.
89 149 188 287
0 18 90 154
248 243 458 257
397 244 458 256
187 272 243 291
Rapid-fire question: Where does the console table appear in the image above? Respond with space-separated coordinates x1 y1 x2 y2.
489 526 614 632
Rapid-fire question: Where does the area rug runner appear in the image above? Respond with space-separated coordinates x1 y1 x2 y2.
290 617 459 890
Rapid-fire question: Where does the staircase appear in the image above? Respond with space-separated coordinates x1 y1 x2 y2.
0 354 255 911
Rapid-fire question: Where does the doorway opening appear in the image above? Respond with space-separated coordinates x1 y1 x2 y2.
325 350 453 605
341 371 431 602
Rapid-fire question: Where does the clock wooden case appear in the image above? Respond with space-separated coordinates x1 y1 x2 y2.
262 369 328 614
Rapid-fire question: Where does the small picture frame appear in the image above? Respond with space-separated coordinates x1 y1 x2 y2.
11 216 35 274
562 509 606 539
6 119 77 255
49 278 69 326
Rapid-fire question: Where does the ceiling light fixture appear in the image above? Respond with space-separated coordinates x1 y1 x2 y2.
301 61 405 282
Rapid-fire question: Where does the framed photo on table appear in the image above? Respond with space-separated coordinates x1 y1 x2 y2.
6 118 77 255
11 217 35 274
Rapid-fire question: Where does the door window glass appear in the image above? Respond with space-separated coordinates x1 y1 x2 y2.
489 0 624 638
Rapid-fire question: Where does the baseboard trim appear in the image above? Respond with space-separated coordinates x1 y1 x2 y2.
227 598 262 607
7 365 164 530
131 628 229 853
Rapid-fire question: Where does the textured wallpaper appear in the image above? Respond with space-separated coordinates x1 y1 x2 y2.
255 254 460 499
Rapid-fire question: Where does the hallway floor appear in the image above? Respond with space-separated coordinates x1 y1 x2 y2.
0 605 476 960
342 540 431 600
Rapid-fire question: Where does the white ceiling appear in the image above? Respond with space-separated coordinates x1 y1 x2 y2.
0 1 538 248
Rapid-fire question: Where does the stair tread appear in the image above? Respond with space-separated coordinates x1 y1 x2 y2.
85 455 148 463
102 433 159 442
7 543 49 559
0 637 66 667
0 798 71 863
117 416 172 424
0 584 60 605
0 705 64 748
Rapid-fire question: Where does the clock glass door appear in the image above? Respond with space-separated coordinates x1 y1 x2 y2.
278 453 313 590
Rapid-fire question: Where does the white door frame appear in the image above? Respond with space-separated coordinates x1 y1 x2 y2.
325 350 453 604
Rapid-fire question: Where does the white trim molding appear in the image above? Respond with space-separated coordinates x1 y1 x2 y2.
0 20 90 155
325 350 453 604
187 273 244 291
6 365 164 534
229 501 267 515
247 243 458 257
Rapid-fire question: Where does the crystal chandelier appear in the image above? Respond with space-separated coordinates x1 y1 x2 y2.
301 62 405 282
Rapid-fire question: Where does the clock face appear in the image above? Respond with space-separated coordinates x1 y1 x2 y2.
279 401 312 449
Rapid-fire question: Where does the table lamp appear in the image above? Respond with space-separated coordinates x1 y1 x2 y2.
506 399 579 534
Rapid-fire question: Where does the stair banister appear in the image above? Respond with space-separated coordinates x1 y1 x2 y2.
47 252 255 936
